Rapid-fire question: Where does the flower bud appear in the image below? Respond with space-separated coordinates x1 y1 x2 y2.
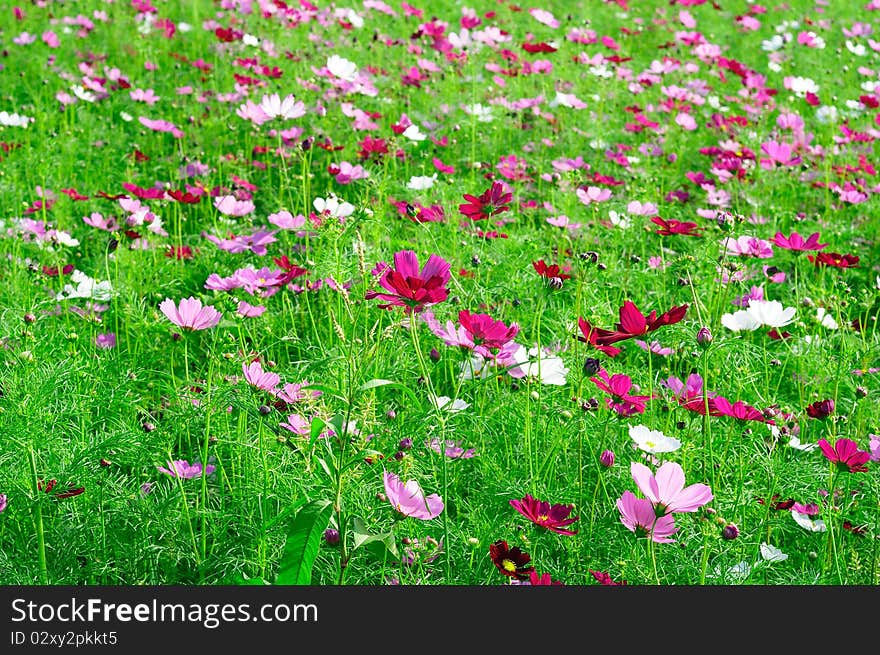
323 528 340 546
398 438 413 450
599 450 615 468
721 524 739 540
429 347 441 362
696 327 713 345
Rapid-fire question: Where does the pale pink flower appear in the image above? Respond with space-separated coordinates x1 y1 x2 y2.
617 491 678 543
722 235 774 258
258 93 306 120
159 297 222 331
130 88 161 105
529 8 560 29
242 361 280 393
383 471 443 520
213 195 255 217
576 186 612 204
268 210 307 230
138 116 183 138
236 301 266 318
630 461 713 515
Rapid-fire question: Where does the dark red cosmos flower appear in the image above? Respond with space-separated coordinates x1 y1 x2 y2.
807 252 860 269
805 399 835 419
756 495 796 510
165 246 194 260
459 310 519 350
842 520 868 536
522 42 557 53
489 540 535 580
167 189 202 204
60 187 89 201
650 216 704 237
711 396 773 424
459 181 512 221
358 136 389 161
818 438 870 473
579 301 688 348
589 570 628 586
365 250 451 314
576 317 622 357
122 182 165 199
42 264 74 277
509 494 579 535
532 260 572 289
272 255 309 286
38 479 85 500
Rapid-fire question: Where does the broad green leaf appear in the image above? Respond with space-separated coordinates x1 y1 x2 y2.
351 516 399 561
276 499 333 585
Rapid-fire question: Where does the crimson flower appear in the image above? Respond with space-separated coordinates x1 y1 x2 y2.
772 231 827 252
489 539 534 580
589 570 628 586
38 479 85 500
579 301 688 348
590 369 655 416
365 250 451 314
524 571 564 585
459 181 512 221
818 438 870 473
807 252 859 269
711 396 773 423
458 310 520 351
272 255 309 286
805 399 834 419
509 494 579 535
576 317 622 357
532 260 572 289
650 216 704 237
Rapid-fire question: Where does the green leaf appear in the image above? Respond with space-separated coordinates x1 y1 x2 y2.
357 378 420 407
351 516 399 561
276 499 333 585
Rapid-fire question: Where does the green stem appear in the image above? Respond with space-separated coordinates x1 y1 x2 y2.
28 447 48 585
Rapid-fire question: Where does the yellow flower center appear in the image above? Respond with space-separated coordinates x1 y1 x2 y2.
537 514 550 523
502 559 517 572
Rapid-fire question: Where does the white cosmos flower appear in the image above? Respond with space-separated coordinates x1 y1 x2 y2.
816 307 838 329
313 194 354 219
402 124 427 141
406 174 437 190
431 395 470 412
258 93 306 120
242 33 260 47
786 434 818 452
791 510 826 533
72 84 96 103
0 111 34 127
722 300 796 332
464 103 494 122
57 270 113 301
510 346 569 386
629 425 681 454
327 55 359 82
759 542 788 562
762 35 784 51
846 40 866 56
608 211 631 229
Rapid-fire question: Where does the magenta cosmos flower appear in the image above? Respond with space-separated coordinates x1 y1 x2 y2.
617 491 678 543
383 471 444 519
366 250 451 313
818 438 870 473
159 297 222 331
630 461 713 515
458 310 520 352
772 231 827 252
590 369 655 416
578 300 688 350
509 494 579 535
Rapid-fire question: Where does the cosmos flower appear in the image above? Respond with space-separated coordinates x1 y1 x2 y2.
630 461 713 515
590 369 655 416
578 301 688 348
509 494 579 535
721 299 796 332
818 438 870 473
629 424 681 454
365 250 451 313
383 471 444 519
616 491 678 543
242 361 280 393
489 539 534 580
159 297 222 331
157 460 216 479
772 231 827 252
459 181 512 221
722 235 774 258
650 216 704 237
807 252 859 269
532 260 572 289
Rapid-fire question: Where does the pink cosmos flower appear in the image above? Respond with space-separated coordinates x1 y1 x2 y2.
157 459 216 479
630 461 714 515
662 374 716 415
711 396 771 423
95 333 116 349
818 438 870 473
242 361 280 393
213 195 255 217
276 382 321 404
759 141 802 169
159 297 222 331
722 235 774 258
590 370 655 416
268 210 307 230
868 435 879 463
236 301 266 318
202 229 277 255
138 116 183 138
365 250 451 314
130 88 160 105
772 231 828 252
576 185 612 204
280 413 310 436
529 8 560 28
633 340 674 356
383 471 444 520
426 438 476 459
617 491 678 543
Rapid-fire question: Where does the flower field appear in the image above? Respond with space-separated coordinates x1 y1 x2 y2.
0 0 879 587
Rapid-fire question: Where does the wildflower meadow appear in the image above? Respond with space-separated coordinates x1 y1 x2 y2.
1 0 879 591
